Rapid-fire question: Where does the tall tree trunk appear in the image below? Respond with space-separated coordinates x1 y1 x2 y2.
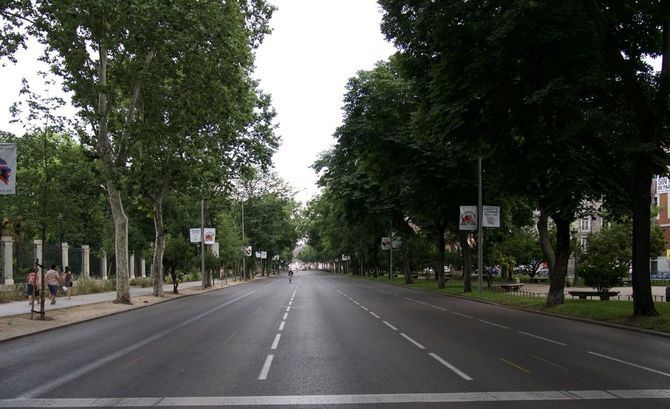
546 214 571 307
632 158 659 316
537 210 555 275
436 225 446 288
151 188 166 297
401 229 412 284
108 184 130 304
459 232 473 293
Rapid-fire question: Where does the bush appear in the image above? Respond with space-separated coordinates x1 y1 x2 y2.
129 277 152 288
0 285 27 303
73 278 116 295
579 263 628 293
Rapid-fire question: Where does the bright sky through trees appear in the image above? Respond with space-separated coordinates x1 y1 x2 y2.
0 0 395 204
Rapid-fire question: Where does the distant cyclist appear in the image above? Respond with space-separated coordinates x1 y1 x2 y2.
288 269 294 283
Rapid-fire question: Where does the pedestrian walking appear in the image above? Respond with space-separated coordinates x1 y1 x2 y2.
45 264 61 305
26 268 40 307
62 266 73 299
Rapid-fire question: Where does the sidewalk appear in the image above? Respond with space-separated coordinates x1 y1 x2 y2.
0 279 231 318
511 283 668 301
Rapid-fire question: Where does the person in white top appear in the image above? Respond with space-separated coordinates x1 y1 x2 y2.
44 265 61 305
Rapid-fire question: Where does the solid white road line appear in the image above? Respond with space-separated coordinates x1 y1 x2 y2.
18 281 277 399
428 353 474 381
6 390 669 406
278 321 285 331
477 319 509 330
258 354 274 380
400 333 426 350
370 312 380 319
588 351 670 378
519 331 567 346
383 321 398 331
271 334 281 350
283 313 288 320
453 312 473 319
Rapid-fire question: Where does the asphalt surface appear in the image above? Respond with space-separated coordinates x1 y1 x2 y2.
0 270 668 408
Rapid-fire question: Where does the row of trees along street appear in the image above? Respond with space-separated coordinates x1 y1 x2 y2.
0 1 299 302
300 1 670 317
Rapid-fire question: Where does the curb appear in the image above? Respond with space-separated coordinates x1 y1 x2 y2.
0 277 266 344
345 274 670 339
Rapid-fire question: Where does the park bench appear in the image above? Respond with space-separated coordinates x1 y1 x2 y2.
498 283 523 292
567 290 620 301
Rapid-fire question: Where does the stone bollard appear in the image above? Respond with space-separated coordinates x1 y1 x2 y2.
2 236 14 285
129 253 135 279
101 251 108 280
61 242 69 270
81 245 90 278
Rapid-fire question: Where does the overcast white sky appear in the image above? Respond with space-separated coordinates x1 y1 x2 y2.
256 0 396 203
0 0 396 204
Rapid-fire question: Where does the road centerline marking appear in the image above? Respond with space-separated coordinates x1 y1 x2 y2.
500 358 531 374
431 305 447 311
415 300 429 306
271 334 281 350
428 353 474 381
588 351 670 378
286 306 291 312
278 321 285 331
400 333 426 350
453 312 473 319
518 331 566 346
369 312 380 319
360 306 369 311
258 354 274 380
531 355 568 371
283 313 288 320
383 321 398 331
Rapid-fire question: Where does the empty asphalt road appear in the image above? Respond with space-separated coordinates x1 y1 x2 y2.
0 270 668 408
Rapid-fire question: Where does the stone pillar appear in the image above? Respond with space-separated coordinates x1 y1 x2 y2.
2 236 13 285
61 242 69 269
101 251 108 280
81 245 90 278
33 239 43 275
141 258 146 278
129 253 135 279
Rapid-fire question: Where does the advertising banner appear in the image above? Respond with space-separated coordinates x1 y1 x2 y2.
0 143 16 195
381 237 391 250
459 206 477 231
482 206 501 228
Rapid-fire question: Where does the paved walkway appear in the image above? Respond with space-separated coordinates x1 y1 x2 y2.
0 280 234 317
507 283 668 301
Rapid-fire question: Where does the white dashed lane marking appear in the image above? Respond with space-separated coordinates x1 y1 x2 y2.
383 321 398 331
258 355 274 380
518 331 566 346
429 353 473 381
400 332 426 350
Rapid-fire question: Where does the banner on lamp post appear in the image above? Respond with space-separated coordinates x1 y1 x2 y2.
482 206 500 228
381 237 391 250
0 143 16 195
459 206 477 231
